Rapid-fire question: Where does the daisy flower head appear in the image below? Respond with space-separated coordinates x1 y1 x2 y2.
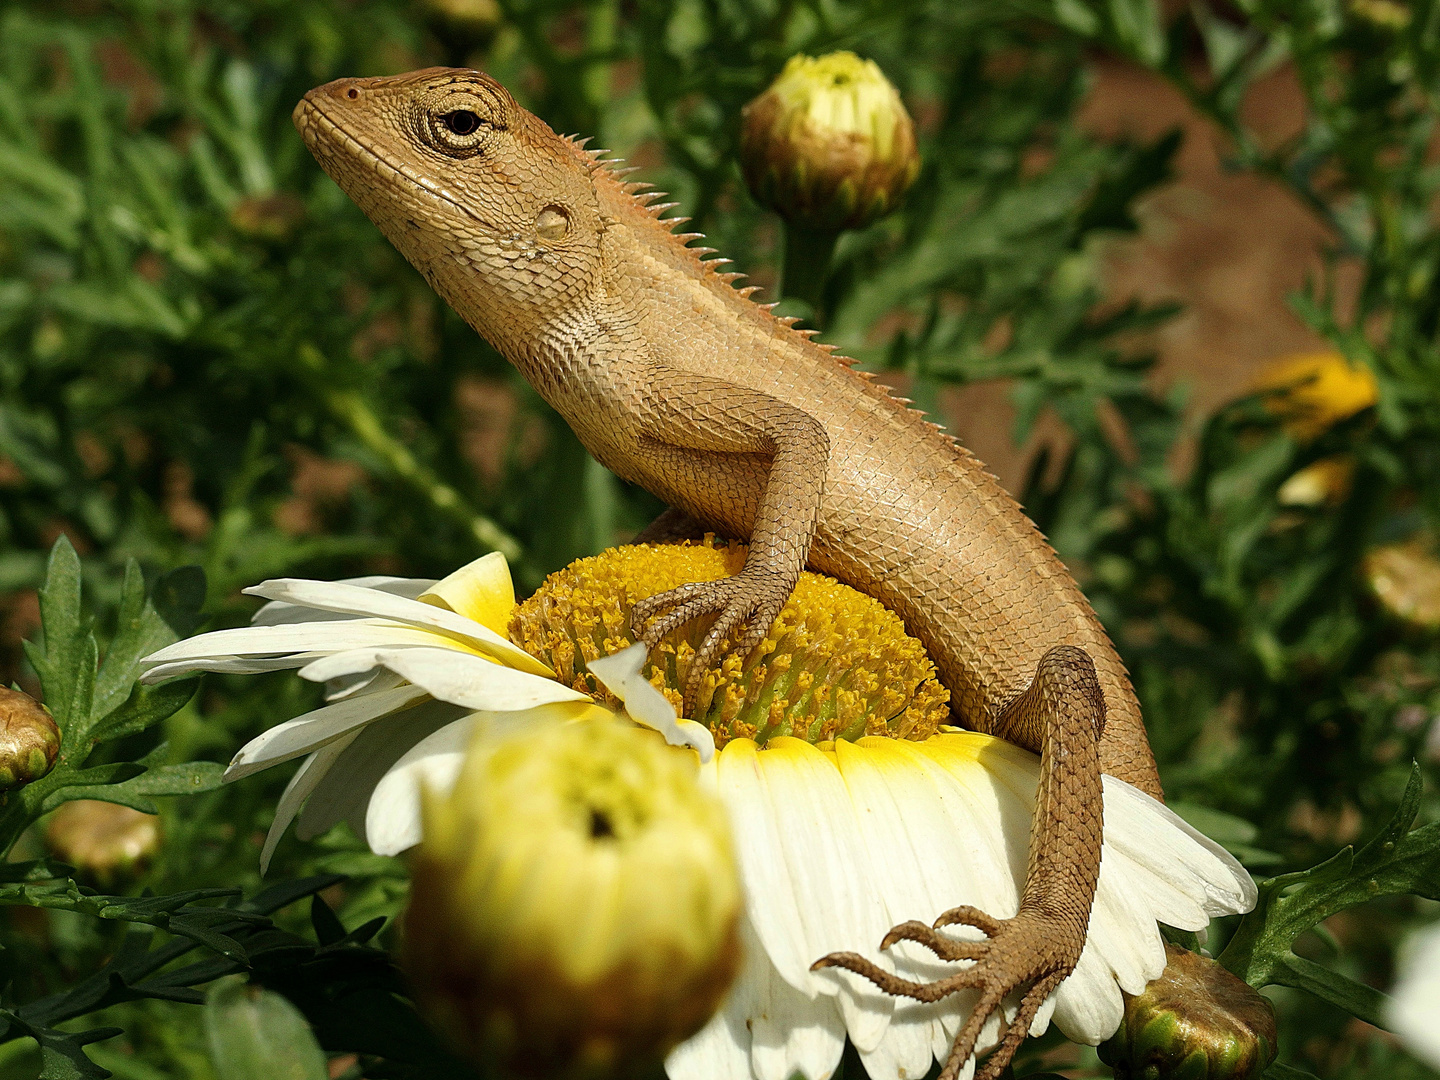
510 539 1259 1080
138 551 712 872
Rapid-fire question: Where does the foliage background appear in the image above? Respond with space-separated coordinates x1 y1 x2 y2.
0 0 1438 1077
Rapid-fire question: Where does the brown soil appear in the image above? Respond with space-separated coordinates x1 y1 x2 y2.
941 57 1347 495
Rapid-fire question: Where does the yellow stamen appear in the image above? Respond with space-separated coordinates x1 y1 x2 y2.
509 538 950 748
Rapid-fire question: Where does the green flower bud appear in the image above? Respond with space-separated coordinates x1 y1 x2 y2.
45 800 161 886
1099 945 1277 1080
0 687 59 790
402 714 742 1078
740 52 920 232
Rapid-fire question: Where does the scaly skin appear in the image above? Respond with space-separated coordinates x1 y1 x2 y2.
294 67 1164 1078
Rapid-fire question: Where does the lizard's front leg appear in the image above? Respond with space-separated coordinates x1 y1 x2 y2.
623 365 829 711
815 644 1105 1080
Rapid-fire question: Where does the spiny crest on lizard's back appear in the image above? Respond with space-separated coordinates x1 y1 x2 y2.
556 134 962 453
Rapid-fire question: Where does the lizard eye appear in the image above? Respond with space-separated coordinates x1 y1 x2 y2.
442 110 481 136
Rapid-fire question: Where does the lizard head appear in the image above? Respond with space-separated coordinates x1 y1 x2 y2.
294 68 604 352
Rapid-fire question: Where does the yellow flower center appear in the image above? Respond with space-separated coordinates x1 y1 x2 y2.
509 538 950 748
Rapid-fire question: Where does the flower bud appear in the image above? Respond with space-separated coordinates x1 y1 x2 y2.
402 715 741 1078
740 52 919 232
1098 945 1277 1080
45 800 161 886
0 687 59 790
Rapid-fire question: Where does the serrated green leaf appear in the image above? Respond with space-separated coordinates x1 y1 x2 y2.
88 680 196 746
27 537 97 741
91 561 177 725
1220 764 1440 1013
51 760 223 815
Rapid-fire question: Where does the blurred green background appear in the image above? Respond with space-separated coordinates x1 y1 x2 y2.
2 0 1439 1077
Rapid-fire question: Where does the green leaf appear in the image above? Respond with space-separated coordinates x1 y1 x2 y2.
24 537 97 740
204 980 329 1080
88 681 196 746
52 759 224 815
150 565 206 640
1218 763 1440 1025
91 560 178 725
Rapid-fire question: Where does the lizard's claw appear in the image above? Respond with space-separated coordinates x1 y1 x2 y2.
630 572 786 714
812 907 1077 1080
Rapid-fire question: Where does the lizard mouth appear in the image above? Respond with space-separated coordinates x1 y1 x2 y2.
293 95 500 236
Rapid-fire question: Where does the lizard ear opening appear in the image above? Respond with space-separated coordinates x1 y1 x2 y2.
536 205 570 242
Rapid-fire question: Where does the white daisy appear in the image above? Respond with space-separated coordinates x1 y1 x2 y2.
664 733 1256 1080
1390 920 1440 1069
138 553 711 871
145 542 1258 1080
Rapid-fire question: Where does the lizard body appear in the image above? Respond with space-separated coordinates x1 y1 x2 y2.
295 67 1162 1078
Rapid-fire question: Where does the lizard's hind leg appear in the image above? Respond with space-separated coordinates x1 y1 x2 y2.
814 645 1107 1080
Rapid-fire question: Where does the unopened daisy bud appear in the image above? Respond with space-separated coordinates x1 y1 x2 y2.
45 800 161 886
0 687 59 790
403 716 741 1077
740 52 919 232
1098 945 1277 1080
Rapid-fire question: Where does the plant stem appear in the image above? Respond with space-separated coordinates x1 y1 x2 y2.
780 225 841 325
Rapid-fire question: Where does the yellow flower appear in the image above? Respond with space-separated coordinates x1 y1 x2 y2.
516 542 1257 1080
1252 351 1379 440
404 715 741 1076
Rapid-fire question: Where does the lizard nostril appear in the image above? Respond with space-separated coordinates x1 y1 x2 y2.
346 87 359 100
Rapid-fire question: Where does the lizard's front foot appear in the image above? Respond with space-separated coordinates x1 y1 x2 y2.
630 571 788 713
813 905 1077 1080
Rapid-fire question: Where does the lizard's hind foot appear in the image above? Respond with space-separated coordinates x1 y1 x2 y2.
813 907 1078 1080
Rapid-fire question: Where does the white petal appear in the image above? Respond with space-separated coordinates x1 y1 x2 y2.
297 646 588 712
668 916 765 1080
1391 922 1440 1069
714 740 819 993
141 654 327 681
224 683 430 782
364 717 476 855
589 643 715 761
260 732 359 875
296 700 471 844
252 576 436 625
1101 777 1257 919
1051 937 1126 1043
141 620 474 674
243 578 550 675
749 928 847 1080
751 739 894 1051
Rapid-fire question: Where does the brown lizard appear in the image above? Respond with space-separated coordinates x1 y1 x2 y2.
294 67 1164 1080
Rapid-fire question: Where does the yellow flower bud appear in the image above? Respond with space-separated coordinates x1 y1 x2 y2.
45 801 161 887
402 714 741 1077
0 687 59 790
1099 945 1277 1080
740 52 920 232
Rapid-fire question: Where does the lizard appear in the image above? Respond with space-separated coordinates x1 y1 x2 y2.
293 66 1164 1080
